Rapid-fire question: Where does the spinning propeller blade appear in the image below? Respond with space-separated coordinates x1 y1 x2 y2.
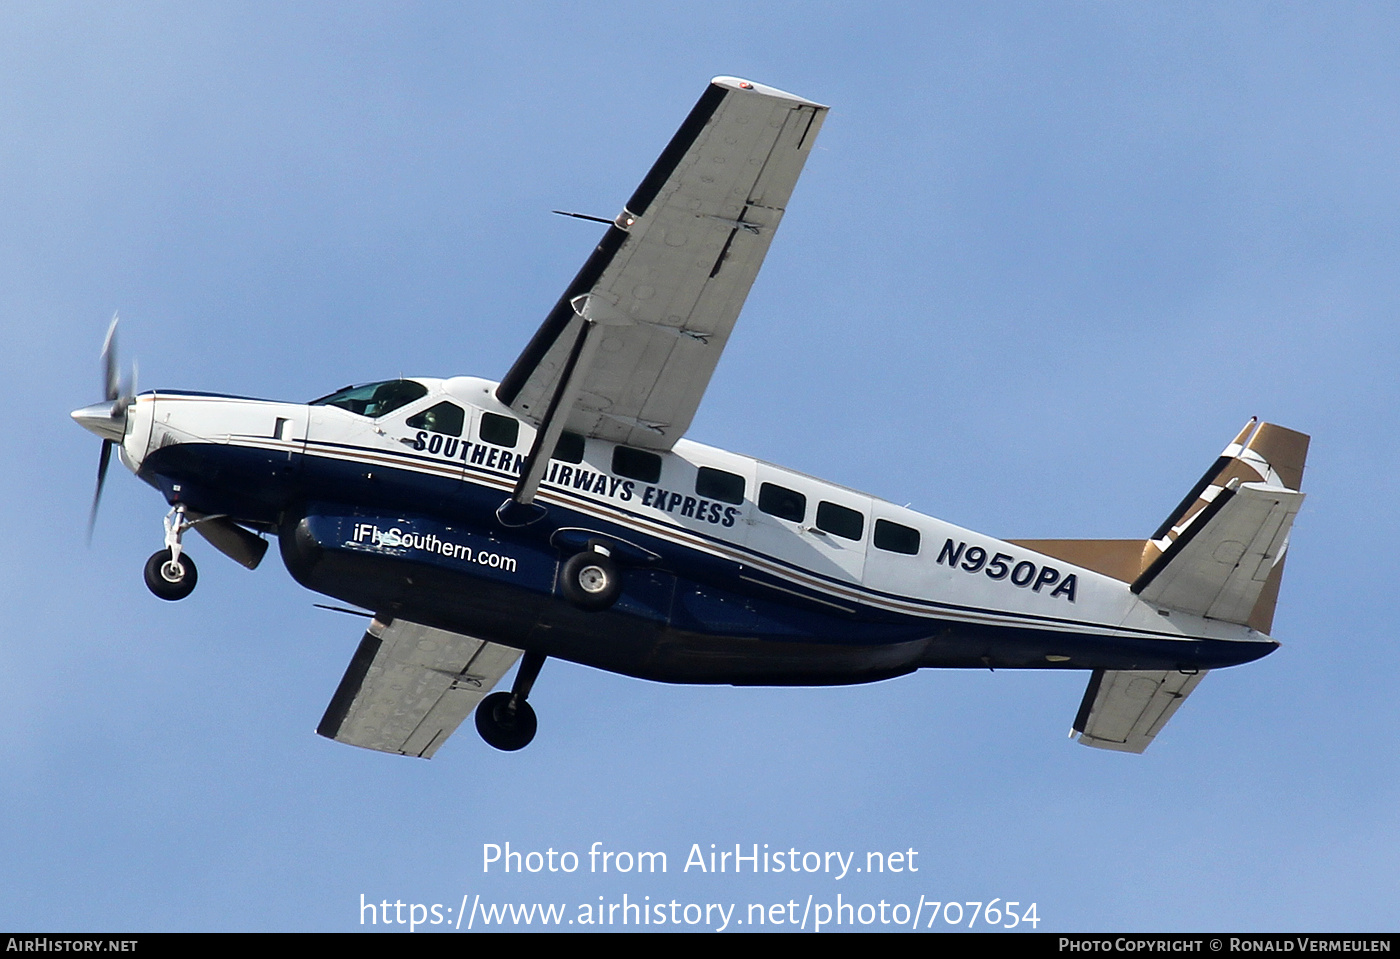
88 440 112 543
78 313 137 541
102 314 119 402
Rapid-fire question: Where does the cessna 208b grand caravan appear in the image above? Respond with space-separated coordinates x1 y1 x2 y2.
73 77 1308 756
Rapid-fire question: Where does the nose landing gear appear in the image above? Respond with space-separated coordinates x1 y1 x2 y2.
143 506 199 601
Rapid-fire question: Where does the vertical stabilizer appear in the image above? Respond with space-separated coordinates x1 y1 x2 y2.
1133 420 1309 628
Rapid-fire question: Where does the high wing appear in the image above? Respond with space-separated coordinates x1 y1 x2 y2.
497 77 828 452
1073 668 1209 753
317 617 521 758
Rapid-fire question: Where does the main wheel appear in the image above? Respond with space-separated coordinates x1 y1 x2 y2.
560 549 621 611
474 691 537 751
144 548 198 601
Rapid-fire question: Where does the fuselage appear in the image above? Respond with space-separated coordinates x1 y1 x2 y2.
114 376 1277 685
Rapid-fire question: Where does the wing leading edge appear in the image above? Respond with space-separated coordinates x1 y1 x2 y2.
497 77 828 452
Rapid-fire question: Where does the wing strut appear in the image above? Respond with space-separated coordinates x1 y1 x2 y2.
496 296 606 526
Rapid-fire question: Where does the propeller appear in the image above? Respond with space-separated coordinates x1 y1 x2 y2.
72 313 137 541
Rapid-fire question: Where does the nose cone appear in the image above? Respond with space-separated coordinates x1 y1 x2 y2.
71 400 126 443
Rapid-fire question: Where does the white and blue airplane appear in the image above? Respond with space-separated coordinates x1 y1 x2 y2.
72 77 1308 757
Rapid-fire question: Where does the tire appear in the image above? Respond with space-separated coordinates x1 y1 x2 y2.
474 691 538 751
560 549 621 611
144 549 197 601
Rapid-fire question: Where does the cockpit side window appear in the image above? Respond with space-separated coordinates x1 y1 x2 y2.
407 401 465 437
310 380 428 418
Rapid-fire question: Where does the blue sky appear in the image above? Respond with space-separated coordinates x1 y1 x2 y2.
4 2 1399 931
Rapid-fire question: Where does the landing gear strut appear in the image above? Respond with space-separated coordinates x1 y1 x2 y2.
143 506 198 601
476 651 546 751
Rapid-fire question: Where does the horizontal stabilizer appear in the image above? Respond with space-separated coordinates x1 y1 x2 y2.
317 618 521 758
1133 481 1303 624
1074 668 1207 753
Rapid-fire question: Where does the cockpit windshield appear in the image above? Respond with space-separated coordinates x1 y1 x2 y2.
309 379 428 418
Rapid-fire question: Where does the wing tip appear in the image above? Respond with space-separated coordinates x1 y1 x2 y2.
710 76 828 109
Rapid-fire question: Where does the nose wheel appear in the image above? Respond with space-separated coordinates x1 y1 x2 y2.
143 505 199 601
144 548 198 601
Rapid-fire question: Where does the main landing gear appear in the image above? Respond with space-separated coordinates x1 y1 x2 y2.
559 542 622 611
474 541 626 751
476 651 546 751
143 506 198 601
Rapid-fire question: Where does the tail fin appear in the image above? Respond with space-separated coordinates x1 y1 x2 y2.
1133 419 1308 630
1020 420 1310 754
1012 419 1309 632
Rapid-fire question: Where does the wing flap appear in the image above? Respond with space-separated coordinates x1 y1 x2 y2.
499 78 827 451
317 617 521 758
1074 668 1208 753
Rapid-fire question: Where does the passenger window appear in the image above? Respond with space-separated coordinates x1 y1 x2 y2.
479 412 519 448
406 402 464 437
696 467 745 505
613 446 662 483
552 431 585 464
816 501 865 541
759 483 806 523
874 519 920 555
